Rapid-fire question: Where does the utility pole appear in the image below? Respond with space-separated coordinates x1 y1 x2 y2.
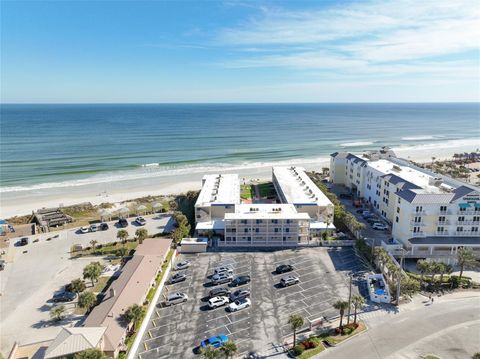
396 249 405 306
347 272 353 324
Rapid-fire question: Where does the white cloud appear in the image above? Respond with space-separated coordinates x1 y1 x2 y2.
217 0 480 73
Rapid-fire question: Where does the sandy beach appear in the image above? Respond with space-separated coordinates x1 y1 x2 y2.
1 140 478 219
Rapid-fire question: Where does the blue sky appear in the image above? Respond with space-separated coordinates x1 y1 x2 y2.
2 0 479 103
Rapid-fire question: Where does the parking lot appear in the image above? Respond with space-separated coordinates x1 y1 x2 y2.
137 247 369 358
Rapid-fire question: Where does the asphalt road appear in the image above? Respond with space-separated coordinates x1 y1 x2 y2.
319 294 480 359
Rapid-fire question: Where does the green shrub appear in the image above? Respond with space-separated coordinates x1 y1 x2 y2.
292 344 305 356
308 337 321 347
323 337 337 347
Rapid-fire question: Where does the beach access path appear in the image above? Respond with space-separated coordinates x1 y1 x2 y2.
0 214 173 356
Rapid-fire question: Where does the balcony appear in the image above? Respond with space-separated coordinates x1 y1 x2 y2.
454 231 480 237
413 210 427 216
456 220 474 225
436 220 451 226
410 221 425 226
411 231 426 238
434 231 450 236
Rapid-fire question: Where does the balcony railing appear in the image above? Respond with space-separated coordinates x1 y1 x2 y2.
456 220 475 225
410 221 425 226
411 231 426 238
436 220 451 225
434 231 450 236
453 231 480 236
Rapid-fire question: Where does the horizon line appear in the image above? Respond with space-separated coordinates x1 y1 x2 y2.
2 101 479 105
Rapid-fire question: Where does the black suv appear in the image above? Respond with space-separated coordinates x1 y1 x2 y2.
19 237 29 246
100 223 109 231
117 218 128 228
230 275 251 287
275 264 293 274
52 291 77 303
209 287 230 298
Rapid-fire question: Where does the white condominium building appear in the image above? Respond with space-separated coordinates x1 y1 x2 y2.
330 148 480 260
194 167 334 247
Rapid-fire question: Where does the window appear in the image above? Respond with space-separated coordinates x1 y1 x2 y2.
459 207 466 212
286 219 291 224
414 216 421 223
241 220 247 225
437 227 444 232
473 216 480 222
247 237 251 242
472 227 479 232
397 207 400 213
285 228 290 232
398 198 401 204
244 228 249 233
256 219 263 224
271 219 278 224
415 206 423 213
283 236 287 242
274 228 279 233
457 227 463 232
440 206 447 212
255 228 259 233
438 216 445 222
395 216 399 223
413 227 420 233
458 216 465 222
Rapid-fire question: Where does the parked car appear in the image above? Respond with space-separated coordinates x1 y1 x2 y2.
230 275 251 287
229 288 250 302
79 227 89 234
280 275 300 287
117 218 128 227
99 223 109 231
19 237 29 246
339 193 353 199
275 264 293 274
200 335 229 349
52 291 77 303
174 260 191 270
169 272 187 284
135 216 146 226
372 223 388 230
214 266 233 275
366 217 380 224
0 260 6 270
165 292 188 306
228 297 251 312
89 224 98 232
212 272 234 285
208 296 229 309
209 287 230 298
356 209 365 214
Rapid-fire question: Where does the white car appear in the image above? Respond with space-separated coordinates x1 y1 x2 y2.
214 266 233 275
208 296 229 309
174 260 191 270
228 297 251 312
89 224 98 232
80 227 89 234
372 223 388 230
135 217 147 226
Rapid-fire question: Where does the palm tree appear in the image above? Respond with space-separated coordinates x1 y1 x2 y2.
416 259 430 288
439 263 453 284
200 346 220 359
70 278 86 294
351 295 366 324
78 291 96 313
89 240 98 253
50 304 66 321
124 304 146 331
220 340 238 359
83 262 102 286
117 229 129 245
135 228 148 244
288 314 304 347
333 300 350 328
457 247 478 281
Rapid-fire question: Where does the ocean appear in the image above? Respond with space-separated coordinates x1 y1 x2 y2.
1 103 479 194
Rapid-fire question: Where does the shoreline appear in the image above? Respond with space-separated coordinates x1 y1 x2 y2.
2 142 478 219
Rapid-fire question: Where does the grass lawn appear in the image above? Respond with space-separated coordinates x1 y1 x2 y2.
73 240 139 257
241 184 254 200
298 343 326 358
92 276 110 293
257 182 276 198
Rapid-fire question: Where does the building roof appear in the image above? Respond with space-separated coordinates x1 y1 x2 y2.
195 220 225 230
195 174 240 206
381 174 421 191
346 153 367 164
451 186 477 202
409 237 480 246
83 238 172 351
45 327 106 359
225 203 310 220
273 166 333 207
